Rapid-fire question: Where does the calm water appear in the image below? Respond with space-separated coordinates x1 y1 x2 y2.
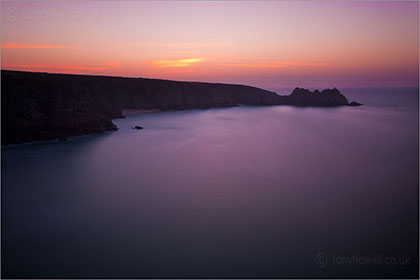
2 88 419 278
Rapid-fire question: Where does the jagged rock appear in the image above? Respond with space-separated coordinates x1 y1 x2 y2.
288 87 349 106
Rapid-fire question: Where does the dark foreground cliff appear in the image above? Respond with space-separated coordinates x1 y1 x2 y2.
1 70 357 145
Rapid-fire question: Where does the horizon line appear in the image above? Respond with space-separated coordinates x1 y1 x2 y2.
1 68 418 90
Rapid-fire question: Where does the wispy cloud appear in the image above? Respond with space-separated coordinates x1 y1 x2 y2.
104 62 122 68
223 61 330 68
223 63 285 68
149 58 204 68
131 42 230 48
276 61 330 67
2 62 122 72
173 69 194 73
1 43 79 49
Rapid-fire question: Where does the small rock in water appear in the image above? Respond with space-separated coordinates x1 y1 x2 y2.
132 126 144 130
58 137 68 141
348 101 363 107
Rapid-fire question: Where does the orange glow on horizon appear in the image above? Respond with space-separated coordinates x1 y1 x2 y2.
149 58 205 68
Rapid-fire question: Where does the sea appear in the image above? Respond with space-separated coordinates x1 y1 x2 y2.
1 87 419 278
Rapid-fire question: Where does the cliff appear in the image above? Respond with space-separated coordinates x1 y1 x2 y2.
1 70 355 145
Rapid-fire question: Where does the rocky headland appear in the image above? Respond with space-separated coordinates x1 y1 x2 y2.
1 70 360 145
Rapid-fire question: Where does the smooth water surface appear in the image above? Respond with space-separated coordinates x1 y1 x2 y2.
2 88 419 278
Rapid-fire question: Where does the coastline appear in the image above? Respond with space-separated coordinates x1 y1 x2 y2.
1 70 356 145
122 109 161 116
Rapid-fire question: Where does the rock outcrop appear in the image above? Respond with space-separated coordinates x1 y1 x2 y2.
1 70 356 145
286 87 349 106
348 101 363 106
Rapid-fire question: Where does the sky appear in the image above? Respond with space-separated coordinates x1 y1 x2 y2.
1 1 419 89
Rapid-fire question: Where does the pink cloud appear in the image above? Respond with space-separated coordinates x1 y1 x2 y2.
1 62 123 73
131 42 230 48
222 61 330 68
1 43 79 49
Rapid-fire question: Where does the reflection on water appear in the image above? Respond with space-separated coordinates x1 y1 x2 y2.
2 96 419 278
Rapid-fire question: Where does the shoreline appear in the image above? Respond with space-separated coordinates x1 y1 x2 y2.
2 70 358 145
122 109 161 116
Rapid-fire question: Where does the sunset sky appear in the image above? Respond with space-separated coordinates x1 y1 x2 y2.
1 1 419 89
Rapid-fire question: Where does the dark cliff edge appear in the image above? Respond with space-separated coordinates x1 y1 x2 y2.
1 70 358 145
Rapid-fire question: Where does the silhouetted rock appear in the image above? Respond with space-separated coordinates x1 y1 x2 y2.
1 70 359 145
132 126 144 130
348 101 363 107
287 87 349 106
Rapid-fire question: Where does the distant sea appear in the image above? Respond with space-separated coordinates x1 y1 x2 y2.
2 87 418 278
269 87 419 109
